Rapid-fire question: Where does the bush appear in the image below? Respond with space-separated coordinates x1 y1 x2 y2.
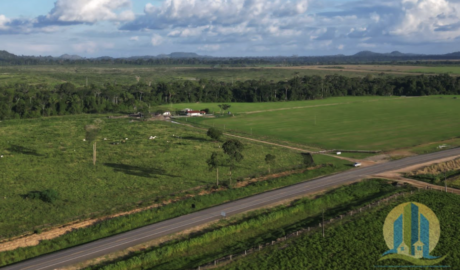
207 127 223 140
26 189 59 204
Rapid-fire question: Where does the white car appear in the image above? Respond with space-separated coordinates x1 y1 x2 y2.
354 162 362 167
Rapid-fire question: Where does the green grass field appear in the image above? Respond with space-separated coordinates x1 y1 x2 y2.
168 96 398 114
0 114 315 239
410 66 460 74
0 66 397 87
190 96 460 151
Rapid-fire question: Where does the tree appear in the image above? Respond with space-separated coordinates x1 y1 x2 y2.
85 119 104 166
140 106 151 121
302 153 315 168
265 154 276 173
218 104 231 115
207 127 223 141
207 152 224 186
222 139 244 186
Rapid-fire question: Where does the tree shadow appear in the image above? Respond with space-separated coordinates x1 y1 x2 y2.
104 163 180 178
7 145 43 156
180 136 208 142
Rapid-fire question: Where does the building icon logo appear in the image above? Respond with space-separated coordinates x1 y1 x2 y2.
378 202 447 266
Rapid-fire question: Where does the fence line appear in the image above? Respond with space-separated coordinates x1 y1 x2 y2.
194 188 456 270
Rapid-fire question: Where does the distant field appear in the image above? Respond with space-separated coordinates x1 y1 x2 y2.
409 66 460 74
193 96 460 151
169 96 398 114
0 115 310 239
0 65 414 87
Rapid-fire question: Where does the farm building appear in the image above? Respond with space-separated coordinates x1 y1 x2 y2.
187 110 206 117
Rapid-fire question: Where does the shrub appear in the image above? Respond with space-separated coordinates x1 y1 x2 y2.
26 189 59 204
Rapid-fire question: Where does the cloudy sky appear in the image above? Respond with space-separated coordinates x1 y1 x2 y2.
1 0 460 57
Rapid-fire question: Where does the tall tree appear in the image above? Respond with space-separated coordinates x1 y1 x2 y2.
207 151 224 186
222 139 244 186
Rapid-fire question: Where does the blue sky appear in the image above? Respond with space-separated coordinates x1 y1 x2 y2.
1 0 460 57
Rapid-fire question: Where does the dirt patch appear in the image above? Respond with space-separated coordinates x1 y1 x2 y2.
373 155 460 182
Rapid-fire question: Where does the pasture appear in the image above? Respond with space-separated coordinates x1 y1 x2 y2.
409 66 460 75
0 114 315 238
0 65 411 88
168 96 398 115
192 96 460 151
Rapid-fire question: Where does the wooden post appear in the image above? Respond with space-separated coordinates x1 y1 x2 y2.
230 255 233 261
245 250 247 255
93 141 97 166
214 260 217 266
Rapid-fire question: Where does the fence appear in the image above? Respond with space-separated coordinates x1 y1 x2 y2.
194 187 457 270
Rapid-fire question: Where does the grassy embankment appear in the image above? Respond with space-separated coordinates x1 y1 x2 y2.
0 153 349 267
0 114 324 239
84 180 407 270
221 190 460 269
186 96 460 151
405 158 460 189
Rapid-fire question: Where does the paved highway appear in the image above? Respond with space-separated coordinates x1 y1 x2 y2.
3 147 460 270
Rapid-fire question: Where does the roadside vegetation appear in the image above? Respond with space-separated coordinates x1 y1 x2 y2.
0 148 349 267
405 158 460 189
83 180 407 270
220 191 460 269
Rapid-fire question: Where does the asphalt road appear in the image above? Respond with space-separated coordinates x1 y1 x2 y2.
3 147 460 270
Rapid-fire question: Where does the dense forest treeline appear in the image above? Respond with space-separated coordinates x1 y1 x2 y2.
0 73 459 120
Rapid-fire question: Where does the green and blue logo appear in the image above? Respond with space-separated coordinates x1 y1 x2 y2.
377 202 448 267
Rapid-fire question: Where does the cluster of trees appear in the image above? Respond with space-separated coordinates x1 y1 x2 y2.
206 129 315 186
1 74 460 120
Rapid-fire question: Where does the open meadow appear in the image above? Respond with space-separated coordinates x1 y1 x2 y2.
0 114 329 239
0 65 418 87
188 96 460 151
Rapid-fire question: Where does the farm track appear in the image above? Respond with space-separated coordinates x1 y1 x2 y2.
3 148 460 270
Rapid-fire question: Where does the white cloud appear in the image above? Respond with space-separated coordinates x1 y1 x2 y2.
337 44 344 50
130 36 139 41
370 12 380 23
40 0 135 25
151 34 164 46
72 41 114 54
123 0 310 30
391 0 460 40
358 43 377 48
0 14 11 30
198 44 220 51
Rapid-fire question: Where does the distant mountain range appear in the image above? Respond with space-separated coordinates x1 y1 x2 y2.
2 50 460 65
